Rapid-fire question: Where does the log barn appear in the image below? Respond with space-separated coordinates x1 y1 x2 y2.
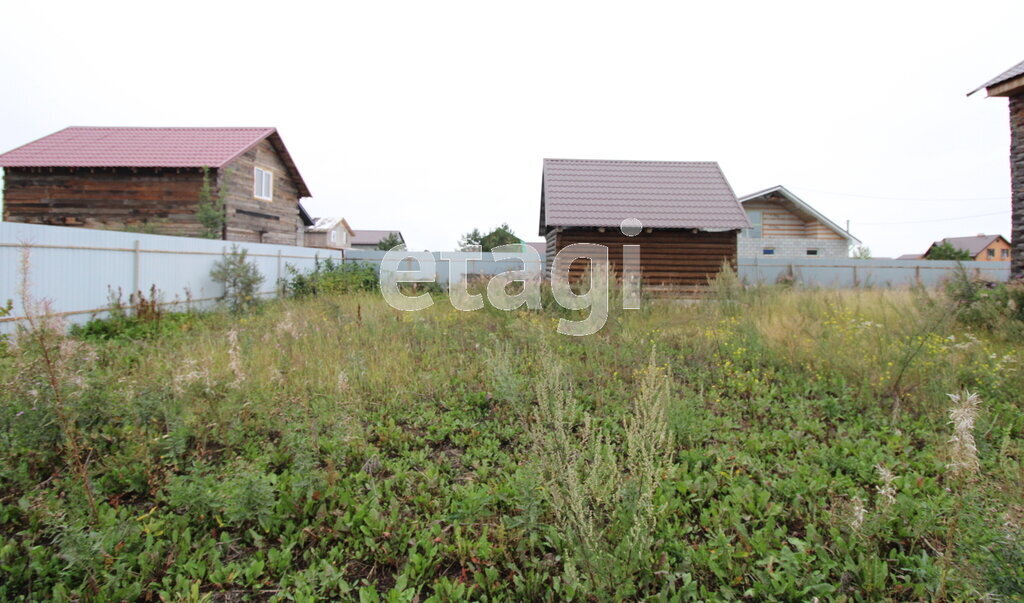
539 158 749 288
0 127 314 245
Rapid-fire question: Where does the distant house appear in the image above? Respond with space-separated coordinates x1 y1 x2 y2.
539 158 749 287
351 229 405 250
306 217 354 249
524 241 546 260
971 60 1023 279
897 253 923 260
737 186 859 258
926 234 1011 261
0 126 313 245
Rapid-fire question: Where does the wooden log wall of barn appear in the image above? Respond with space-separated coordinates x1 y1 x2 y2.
546 228 737 288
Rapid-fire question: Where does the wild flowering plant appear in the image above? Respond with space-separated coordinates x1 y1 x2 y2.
11 247 100 520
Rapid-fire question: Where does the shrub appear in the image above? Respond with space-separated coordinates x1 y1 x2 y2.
945 264 1024 331
0 299 12 350
285 258 378 297
527 351 671 596
71 287 196 341
210 245 265 312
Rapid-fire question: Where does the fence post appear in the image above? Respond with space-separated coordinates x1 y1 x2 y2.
852 264 859 288
132 239 141 295
277 250 283 296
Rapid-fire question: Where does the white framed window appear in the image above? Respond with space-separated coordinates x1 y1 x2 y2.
742 210 763 238
253 167 273 201
330 230 337 244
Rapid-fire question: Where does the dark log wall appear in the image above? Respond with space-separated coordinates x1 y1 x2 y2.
546 227 737 287
2 167 207 237
219 139 303 245
1010 94 1024 280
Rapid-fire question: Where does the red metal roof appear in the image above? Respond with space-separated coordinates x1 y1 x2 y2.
0 126 311 197
540 158 749 234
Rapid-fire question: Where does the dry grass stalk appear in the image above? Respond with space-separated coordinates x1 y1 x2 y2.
947 390 982 477
849 496 867 532
875 464 897 507
227 329 245 388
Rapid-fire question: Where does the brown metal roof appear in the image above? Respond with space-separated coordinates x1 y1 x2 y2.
539 158 749 235
0 126 312 197
351 229 404 246
931 234 1008 257
968 59 1024 96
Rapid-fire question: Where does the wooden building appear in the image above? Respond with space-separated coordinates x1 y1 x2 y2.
305 217 355 249
926 234 1011 262
0 127 314 245
971 60 1024 279
538 159 749 288
737 185 858 258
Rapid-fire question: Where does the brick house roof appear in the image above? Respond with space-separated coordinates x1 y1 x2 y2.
539 158 749 235
738 185 860 244
0 126 311 197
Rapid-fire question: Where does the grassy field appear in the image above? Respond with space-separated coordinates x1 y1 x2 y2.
1 280 1023 600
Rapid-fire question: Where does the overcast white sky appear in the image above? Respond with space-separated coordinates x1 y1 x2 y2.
1 1 1021 257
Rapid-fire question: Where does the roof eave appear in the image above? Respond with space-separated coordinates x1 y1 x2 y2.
985 74 1024 97
298 203 314 227
213 129 311 198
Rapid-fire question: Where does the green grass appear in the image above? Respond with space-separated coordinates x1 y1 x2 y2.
1 285 1022 600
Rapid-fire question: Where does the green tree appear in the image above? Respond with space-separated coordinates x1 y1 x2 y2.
210 245 264 313
376 232 405 251
851 245 872 260
459 223 520 251
926 240 972 261
196 167 227 239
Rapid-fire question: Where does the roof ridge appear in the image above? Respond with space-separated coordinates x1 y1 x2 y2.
545 158 719 165
63 126 276 131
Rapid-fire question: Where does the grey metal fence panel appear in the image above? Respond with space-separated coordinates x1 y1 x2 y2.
1 222 341 333
341 249 544 286
738 257 1009 287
